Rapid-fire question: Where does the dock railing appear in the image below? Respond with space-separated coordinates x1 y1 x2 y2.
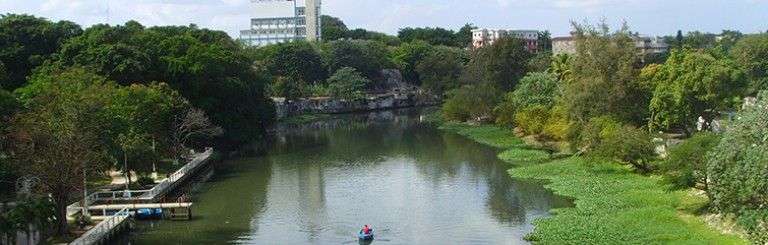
69 207 130 245
67 148 213 217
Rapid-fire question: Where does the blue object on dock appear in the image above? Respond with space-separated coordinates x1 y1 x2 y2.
358 229 374 240
135 208 164 219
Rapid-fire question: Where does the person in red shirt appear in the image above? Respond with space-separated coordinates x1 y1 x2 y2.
362 225 371 234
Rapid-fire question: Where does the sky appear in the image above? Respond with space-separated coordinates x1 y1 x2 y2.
1 0 767 38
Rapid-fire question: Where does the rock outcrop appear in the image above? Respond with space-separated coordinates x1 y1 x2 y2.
273 90 439 118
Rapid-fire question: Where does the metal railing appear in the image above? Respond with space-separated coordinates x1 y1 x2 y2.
140 148 213 199
67 148 213 216
69 207 130 245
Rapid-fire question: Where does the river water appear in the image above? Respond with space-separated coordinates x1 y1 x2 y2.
127 109 569 244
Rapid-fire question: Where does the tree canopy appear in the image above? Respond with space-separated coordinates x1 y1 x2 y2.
648 49 746 132
0 14 82 90
562 22 643 125
320 15 348 41
48 22 274 147
322 39 392 80
466 37 533 91
731 33 768 94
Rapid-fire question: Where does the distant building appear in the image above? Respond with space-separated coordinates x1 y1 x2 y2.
551 35 669 56
552 36 576 55
240 0 322 47
471 29 539 51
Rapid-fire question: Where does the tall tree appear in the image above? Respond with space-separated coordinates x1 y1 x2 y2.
390 40 433 85
262 41 327 84
51 22 274 147
398 27 457 46
675 30 684 48
0 14 82 90
731 33 768 94
454 23 476 48
562 22 644 125
648 49 747 132
322 39 392 80
9 68 114 235
537 30 553 51
466 37 533 91
416 46 467 95
320 15 348 41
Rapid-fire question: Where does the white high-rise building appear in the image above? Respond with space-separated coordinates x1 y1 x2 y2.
240 0 322 46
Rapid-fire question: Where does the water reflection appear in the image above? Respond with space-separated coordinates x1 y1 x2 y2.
129 108 570 244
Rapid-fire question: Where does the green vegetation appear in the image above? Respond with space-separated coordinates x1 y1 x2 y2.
707 91 768 242
441 123 745 244
440 21 764 243
326 67 371 100
441 83 501 122
731 33 768 94
0 14 82 90
648 49 746 133
415 45 467 95
659 132 720 189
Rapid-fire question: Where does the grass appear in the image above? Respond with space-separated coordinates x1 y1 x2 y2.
441 122 747 245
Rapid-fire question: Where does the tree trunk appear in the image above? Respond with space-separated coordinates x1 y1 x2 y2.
124 152 132 187
54 196 68 236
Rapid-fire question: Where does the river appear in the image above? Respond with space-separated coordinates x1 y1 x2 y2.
126 108 569 244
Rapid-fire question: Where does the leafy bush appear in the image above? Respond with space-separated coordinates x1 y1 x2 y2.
577 116 656 172
442 83 501 122
592 125 657 172
495 72 560 127
514 105 550 135
270 76 302 100
659 132 720 189
507 72 560 109
326 67 370 100
707 90 768 242
542 106 569 141
576 116 623 150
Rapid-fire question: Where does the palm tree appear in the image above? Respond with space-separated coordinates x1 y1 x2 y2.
548 53 573 82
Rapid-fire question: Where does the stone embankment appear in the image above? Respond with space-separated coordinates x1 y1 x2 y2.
273 90 440 119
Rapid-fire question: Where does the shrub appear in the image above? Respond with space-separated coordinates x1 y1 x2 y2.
576 116 623 150
508 72 560 109
659 132 720 190
326 67 371 100
707 90 768 242
494 72 560 127
442 83 501 122
542 106 569 140
270 76 302 100
514 105 550 135
577 116 656 172
592 125 657 172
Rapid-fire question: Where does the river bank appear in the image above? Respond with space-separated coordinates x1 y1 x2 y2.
124 108 567 244
438 123 747 244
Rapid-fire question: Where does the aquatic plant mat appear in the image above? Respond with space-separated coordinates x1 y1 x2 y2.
440 123 746 244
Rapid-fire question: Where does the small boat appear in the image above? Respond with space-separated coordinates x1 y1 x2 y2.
358 229 374 240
